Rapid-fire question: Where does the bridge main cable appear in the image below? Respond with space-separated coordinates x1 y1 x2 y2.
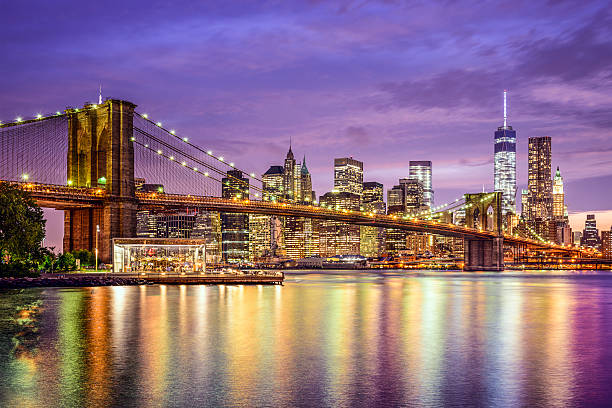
132 127 267 197
135 112 264 184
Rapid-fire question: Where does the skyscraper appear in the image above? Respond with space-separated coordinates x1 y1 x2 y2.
319 191 360 256
221 170 250 263
334 157 363 197
526 137 552 221
494 90 517 215
602 229 612 259
409 161 433 208
283 146 299 201
262 165 284 201
581 214 601 249
552 166 565 219
361 182 386 257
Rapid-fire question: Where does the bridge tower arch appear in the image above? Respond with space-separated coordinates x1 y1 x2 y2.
63 100 137 263
463 192 504 271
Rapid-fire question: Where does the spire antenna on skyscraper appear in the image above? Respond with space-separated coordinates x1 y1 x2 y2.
99 85 102 105
503 89 508 129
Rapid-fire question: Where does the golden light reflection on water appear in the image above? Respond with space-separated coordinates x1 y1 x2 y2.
1 272 612 407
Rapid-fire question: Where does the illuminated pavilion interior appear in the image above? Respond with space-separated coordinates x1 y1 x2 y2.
112 238 207 274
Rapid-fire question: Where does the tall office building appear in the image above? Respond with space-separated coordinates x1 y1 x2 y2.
363 182 384 210
334 157 363 197
526 137 552 221
552 167 565 219
581 214 601 249
602 229 612 259
361 182 386 257
264 148 318 259
494 90 517 215
409 161 433 208
319 191 361 256
284 157 318 259
387 178 425 215
262 165 284 200
192 210 222 263
283 146 299 201
221 170 250 263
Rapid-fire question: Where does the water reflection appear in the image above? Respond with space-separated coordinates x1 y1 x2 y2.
1 271 612 407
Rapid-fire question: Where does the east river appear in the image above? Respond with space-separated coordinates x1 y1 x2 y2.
1 270 612 407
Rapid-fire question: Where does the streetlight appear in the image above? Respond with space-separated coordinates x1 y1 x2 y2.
95 225 100 271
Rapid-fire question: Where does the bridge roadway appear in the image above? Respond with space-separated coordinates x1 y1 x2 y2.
8 180 583 253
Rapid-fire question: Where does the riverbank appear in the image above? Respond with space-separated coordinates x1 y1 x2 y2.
0 272 284 288
0 275 147 289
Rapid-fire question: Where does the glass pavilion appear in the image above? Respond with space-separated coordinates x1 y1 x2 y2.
112 238 207 274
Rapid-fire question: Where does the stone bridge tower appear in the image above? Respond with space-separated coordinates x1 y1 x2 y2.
463 192 504 271
63 99 137 263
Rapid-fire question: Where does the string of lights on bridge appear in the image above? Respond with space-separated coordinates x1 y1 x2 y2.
4 104 593 254
0 110 68 128
136 112 264 184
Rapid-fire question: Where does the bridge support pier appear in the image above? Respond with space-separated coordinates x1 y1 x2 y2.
63 202 136 264
463 237 504 271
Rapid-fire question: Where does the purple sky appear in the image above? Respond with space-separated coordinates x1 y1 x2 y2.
2 1 611 248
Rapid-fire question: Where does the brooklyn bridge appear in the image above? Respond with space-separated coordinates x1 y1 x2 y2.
0 99 593 270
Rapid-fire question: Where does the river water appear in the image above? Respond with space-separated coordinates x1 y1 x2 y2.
1 270 612 407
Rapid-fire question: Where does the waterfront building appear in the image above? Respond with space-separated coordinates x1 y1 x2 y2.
602 229 612 259
494 90 517 215
581 214 601 249
319 191 360 256
552 167 565 220
334 157 363 197
572 231 583 246
526 137 552 221
221 170 249 263
409 161 433 208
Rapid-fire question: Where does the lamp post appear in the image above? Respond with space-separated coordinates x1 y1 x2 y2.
95 224 100 271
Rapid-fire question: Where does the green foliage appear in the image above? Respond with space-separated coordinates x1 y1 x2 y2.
55 252 77 271
0 260 40 278
0 183 46 263
71 249 97 267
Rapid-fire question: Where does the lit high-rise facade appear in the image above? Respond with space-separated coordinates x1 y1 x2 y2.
408 161 433 208
319 191 360 256
602 229 612 259
334 157 363 197
361 182 386 257
581 214 601 249
526 137 552 221
221 170 250 263
552 166 565 219
494 90 517 215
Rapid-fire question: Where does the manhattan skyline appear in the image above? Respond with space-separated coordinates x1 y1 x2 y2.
1 1 611 247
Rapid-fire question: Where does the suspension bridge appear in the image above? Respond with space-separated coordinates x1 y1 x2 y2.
0 99 594 271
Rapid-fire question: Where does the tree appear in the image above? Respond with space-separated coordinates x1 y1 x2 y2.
56 253 77 271
0 183 46 263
